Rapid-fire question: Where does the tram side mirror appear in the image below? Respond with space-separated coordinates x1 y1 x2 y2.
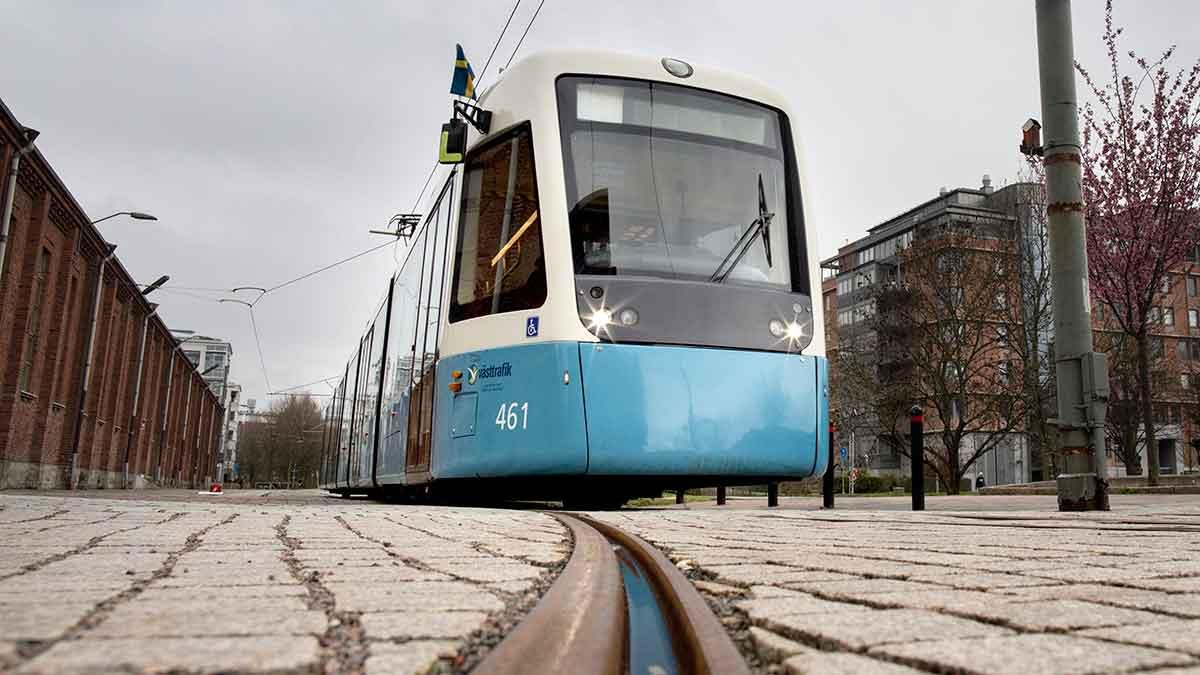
439 118 467 164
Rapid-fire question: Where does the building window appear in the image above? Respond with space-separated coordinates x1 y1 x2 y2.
1190 309 1199 328
450 124 546 322
837 308 853 327
19 249 52 392
1163 307 1176 326
1188 245 1200 263
1185 340 1199 361
1161 276 1171 294
1189 276 1198 297
858 247 875 265
183 350 200 366
994 291 1007 311
837 276 853 295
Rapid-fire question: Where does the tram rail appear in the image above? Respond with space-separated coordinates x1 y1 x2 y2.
473 513 749 675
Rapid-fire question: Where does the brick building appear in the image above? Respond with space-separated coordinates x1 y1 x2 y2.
822 177 1042 488
0 96 223 489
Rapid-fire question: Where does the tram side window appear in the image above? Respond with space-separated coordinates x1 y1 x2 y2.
449 124 546 322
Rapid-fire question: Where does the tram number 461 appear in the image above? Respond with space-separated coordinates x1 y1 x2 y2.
495 402 529 431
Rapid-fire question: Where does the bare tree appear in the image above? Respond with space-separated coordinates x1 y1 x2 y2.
1077 0 1200 485
869 231 1026 494
236 394 322 488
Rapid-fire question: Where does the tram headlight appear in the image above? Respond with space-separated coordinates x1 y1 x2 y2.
785 321 806 340
618 308 639 326
589 308 613 330
768 319 786 338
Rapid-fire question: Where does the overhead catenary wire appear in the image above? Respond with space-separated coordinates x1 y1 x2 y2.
247 306 272 394
503 0 546 71
477 0 522 87
271 375 342 394
259 239 395 301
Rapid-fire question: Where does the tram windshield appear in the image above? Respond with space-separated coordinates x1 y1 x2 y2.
557 76 796 290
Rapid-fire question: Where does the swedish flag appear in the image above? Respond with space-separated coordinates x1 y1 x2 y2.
450 44 476 99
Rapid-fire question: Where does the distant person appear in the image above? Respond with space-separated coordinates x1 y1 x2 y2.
975 472 986 490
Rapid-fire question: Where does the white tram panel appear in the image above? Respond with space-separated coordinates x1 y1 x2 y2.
437 49 825 360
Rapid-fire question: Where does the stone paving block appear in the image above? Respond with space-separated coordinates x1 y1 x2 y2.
326 581 505 613
90 605 326 637
426 560 542 583
361 610 487 639
968 599 1164 631
872 633 1195 675
487 579 537 595
138 584 309 601
1011 583 1200 618
1123 577 1200 594
18 635 322 673
789 578 947 598
308 564 451 583
1079 620 1200 657
855 589 1005 613
784 651 927 675
0 602 93 640
763 608 1009 650
907 571 1056 590
748 626 813 662
737 592 873 621
706 565 859 586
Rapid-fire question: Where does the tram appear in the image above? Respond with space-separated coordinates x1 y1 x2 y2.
318 50 828 507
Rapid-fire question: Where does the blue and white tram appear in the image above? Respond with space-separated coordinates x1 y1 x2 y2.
319 50 828 505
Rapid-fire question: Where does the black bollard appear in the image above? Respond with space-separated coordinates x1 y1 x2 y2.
717 486 727 506
823 425 835 509
910 406 925 511
675 489 685 505
767 482 779 508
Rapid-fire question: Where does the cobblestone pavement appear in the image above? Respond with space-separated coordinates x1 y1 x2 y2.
0 493 567 674
3 492 1199 674
591 503 1200 675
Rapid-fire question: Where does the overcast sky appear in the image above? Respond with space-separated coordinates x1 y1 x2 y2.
2 1 1197 406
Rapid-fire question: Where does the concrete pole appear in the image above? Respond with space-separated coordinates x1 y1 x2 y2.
1035 0 1110 510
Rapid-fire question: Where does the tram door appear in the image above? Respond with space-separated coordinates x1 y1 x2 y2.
405 176 455 477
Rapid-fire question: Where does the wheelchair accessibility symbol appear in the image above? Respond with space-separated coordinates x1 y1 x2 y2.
525 316 539 338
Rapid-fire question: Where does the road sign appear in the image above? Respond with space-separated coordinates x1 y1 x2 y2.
839 447 848 461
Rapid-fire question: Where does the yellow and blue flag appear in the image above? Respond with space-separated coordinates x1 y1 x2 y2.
450 44 476 99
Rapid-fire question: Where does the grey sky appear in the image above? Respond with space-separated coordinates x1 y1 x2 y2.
2 1 1196 406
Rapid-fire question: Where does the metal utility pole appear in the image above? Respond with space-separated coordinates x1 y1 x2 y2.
1035 0 1110 510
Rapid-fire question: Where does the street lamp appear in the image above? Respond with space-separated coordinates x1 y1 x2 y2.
90 211 158 225
140 274 170 296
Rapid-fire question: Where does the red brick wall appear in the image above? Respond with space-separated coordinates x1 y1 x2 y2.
0 100 224 488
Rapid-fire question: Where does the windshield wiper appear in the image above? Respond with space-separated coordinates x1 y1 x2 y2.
709 173 775 284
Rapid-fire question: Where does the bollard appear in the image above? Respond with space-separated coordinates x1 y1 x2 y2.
675 489 685 505
823 425 835 509
717 486 726 506
767 482 779 508
910 406 925 511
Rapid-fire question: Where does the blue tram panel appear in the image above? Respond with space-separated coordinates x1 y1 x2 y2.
435 343 589 478
580 344 822 477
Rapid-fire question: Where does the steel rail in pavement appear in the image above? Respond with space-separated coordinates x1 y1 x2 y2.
474 513 750 675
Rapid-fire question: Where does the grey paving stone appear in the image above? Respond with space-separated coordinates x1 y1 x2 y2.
873 634 1195 675
749 626 814 662
907 571 1056 590
738 592 874 622
1123 577 1200 594
18 636 322 673
1012 583 1200 618
1079 620 1200 657
965 599 1172 631
789 578 948 598
765 609 1009 650
90 604 326 637
361 610 488 639
784 652 926 675
365 638 460 674
0 602 93 640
